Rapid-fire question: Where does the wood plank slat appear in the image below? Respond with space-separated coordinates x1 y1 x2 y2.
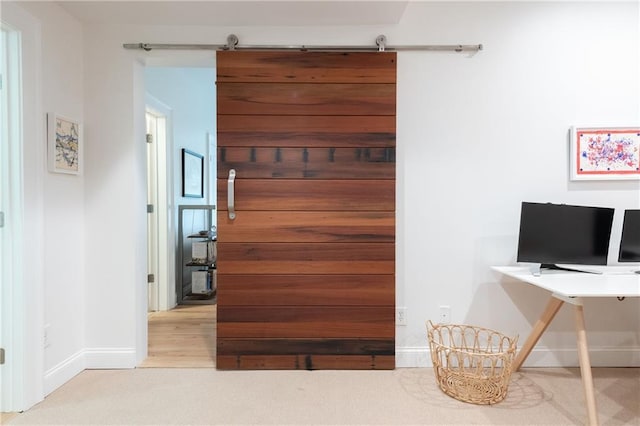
218 131 396 148
216 242 394 275
218 147 395 179
217 274 394 306
217 306 394 339
218 110 396 149
218 306 393 323
217 179 395 211
217 242 395 261
217 115 396 134
216 51 397 84
217 338 394 355
216 355 394 370
216 211 394 243
219 260 393 275
218 322 394 338
217 83 396 116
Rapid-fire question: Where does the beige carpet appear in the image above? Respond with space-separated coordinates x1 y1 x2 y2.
6 367 639 425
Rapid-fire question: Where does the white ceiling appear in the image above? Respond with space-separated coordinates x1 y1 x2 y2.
55 1 410 26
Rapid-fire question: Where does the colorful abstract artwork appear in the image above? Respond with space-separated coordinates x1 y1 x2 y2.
48 113 82 175
571 127 640 180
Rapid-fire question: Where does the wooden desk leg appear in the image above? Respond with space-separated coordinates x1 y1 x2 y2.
512 296 564 372
574 304 599 426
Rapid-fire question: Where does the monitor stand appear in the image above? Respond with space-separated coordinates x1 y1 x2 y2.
531 263 602 275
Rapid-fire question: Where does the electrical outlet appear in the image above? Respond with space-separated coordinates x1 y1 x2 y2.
439 306 451 324
396 307 407 326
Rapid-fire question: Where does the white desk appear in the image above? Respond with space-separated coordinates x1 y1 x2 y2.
492 266 640 426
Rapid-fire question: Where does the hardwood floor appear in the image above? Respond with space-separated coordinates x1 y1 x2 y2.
140 304 216 368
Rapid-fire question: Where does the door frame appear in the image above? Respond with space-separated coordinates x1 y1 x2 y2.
0 2 45 412
145 94 175 311
145 109 160 312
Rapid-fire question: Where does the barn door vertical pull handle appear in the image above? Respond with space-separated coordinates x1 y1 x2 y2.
227 169 236 220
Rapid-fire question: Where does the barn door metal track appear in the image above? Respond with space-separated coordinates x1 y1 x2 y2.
123 34 482 53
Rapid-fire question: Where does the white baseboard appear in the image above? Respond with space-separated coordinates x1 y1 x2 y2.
396 346 640 368
44 347 137 396
44 349 85 395
42 345 640 397
84 347 137 369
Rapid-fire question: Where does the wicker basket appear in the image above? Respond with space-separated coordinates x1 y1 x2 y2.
426 321 518 405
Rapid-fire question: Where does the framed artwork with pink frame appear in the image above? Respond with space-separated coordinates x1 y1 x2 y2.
570 126 640 180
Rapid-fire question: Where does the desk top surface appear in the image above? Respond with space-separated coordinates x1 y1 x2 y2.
492 266 640 298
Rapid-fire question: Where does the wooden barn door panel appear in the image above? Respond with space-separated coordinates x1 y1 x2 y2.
217 83 395 115
216 211 395 243
216 242 395 274
216 51 396 370
217 179 395 211
216 51 397 83
217 115 395 148
217 275 395 306
217 147 395 179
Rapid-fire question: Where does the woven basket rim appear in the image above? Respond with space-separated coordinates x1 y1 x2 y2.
426 320 519 356
427 320 517 339
429 341 517 357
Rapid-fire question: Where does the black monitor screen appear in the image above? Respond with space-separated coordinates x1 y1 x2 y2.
517 202 614 266
618 209 640 262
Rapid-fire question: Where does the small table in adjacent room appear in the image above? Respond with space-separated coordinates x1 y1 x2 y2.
492 266 640 426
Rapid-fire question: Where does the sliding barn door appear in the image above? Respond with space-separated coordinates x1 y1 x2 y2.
216 51 396 370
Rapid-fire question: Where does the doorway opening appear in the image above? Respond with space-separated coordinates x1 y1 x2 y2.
141 65 217 367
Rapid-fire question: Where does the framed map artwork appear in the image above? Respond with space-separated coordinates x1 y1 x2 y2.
570 126 640 180
47 113 82 175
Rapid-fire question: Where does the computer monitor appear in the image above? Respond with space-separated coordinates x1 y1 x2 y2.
618 209 640 262
517 202 614 271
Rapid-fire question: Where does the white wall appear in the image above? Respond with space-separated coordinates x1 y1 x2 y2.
83 26 146 368
81 1 637 370
393 1 640 366
10 1 86 400
10 0 640 407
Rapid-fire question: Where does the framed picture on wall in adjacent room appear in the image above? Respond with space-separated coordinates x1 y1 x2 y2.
570 126 640 180
182 148 204 198
47 113 82 175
